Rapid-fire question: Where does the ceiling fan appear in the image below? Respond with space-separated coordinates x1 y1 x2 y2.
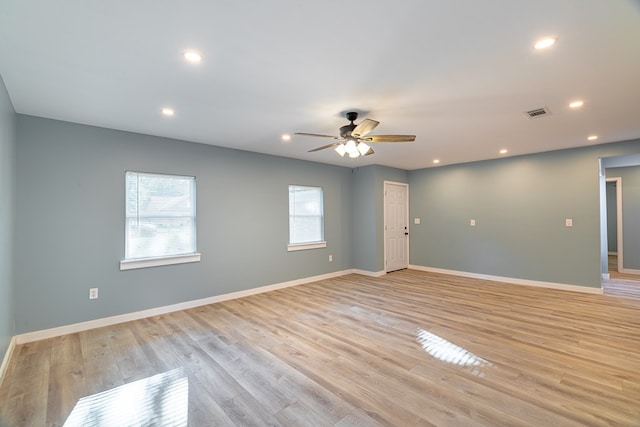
295 112 416 158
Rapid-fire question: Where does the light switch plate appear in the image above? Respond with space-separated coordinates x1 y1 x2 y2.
565 218 573 227
414 218 421 224
470 219 476 227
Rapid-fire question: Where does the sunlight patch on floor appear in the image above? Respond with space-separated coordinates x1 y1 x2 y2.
64 368 188 427
416 328 492 376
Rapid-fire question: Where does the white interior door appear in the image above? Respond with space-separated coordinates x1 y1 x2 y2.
384 182 409 272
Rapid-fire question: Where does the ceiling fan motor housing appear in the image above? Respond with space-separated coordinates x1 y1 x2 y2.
340 112 359 138
340 123 357 139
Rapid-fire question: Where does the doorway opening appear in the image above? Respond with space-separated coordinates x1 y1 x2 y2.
601 162 640 299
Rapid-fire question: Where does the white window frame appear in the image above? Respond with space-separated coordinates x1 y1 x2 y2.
120 171 201 270
288 185 327 252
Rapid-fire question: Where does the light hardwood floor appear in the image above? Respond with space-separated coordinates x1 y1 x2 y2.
604 254 640 299
1 269 639 426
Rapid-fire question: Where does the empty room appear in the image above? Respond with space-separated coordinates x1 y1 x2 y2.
1 1 640 426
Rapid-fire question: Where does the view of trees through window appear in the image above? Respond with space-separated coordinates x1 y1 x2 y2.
125 171 196 259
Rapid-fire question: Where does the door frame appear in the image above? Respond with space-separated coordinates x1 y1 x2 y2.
606 177 623 273
383 181 409 272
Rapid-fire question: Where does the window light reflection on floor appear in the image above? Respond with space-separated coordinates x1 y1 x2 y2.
348 305 492 376
63 368 188 427
416 328 493 374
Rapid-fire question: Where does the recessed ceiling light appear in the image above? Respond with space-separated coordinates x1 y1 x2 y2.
534 37 556 50
499 149 508 154
433 159 440 164
587 135 598 141
281 134 291 141
161 107 174 116
569 100 584 109
184 51 202 63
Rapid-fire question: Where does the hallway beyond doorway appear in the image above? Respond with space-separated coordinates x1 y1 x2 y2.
603 254 640 299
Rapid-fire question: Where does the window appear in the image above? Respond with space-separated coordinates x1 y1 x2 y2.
288 185 326 251
120 171 200 270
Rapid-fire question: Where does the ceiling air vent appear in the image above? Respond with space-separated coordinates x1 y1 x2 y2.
525 106 551 119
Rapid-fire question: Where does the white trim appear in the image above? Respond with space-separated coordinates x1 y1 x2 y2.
0 336 16 388
601 273 611 280
616 177 623 273
620 268 640 276
352 269 387 277
120 253 201 270
606 177 624 274
409 264 603 295
15 269 352 344
287 241 327 252
16 265 603 346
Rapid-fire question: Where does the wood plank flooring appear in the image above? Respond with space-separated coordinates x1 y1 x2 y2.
1 269 640 426
604 254 640 299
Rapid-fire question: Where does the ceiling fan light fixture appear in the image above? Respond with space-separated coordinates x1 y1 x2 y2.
345 139 357 154
335 144 347 156
348 150 360 158
357 141 371 156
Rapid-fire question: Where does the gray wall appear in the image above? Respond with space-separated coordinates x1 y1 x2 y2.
15 115 353 333
0 76 16 357
10 112 640 335
351 165 407 272
607 166 640 270
409 140 640 288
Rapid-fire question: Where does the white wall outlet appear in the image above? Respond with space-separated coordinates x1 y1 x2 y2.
329 254 333 262
470 219 476 227
414 218 421 224
565 218 573 227
89 287 99 300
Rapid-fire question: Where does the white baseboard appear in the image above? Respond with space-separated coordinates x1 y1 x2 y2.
0 336 16 388
352 269 386 277
620 267 640 276
409 265 603 295
602 273 611 280
16 269 354 344
16 265 600 345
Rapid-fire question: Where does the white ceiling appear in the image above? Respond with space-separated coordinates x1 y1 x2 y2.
1 1 639 170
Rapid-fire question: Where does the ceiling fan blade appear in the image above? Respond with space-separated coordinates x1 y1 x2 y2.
363 135 416 143
294 132 338 139
364 147 375 156
351 119 379 138
308 142 340 152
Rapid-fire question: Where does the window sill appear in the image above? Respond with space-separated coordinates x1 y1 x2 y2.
120 253 201 271
287 241 327 252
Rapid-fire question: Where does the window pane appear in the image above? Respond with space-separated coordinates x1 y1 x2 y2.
125 172 196 259
126 217 195 259
289 185 324 245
